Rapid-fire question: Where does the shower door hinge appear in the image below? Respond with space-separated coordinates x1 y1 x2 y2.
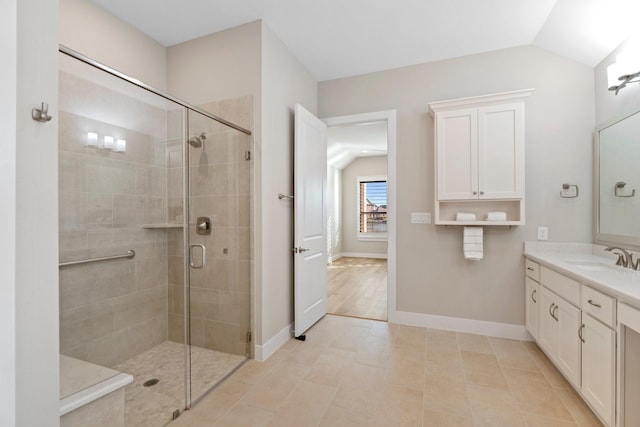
246 331 252 343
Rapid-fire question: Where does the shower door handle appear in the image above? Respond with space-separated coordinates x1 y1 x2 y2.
189 244 206 269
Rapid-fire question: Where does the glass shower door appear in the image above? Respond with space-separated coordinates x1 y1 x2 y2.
59 50 193 426
185 108 251 406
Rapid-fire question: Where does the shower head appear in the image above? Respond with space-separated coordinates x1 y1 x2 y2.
188 132 206 148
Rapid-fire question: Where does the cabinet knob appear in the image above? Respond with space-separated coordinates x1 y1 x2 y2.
472 191 478 195
480 191 485 195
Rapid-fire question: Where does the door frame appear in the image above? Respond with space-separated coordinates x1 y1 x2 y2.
323 110 397 322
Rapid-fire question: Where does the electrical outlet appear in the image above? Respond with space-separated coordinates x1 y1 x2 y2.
411 212 431 224
537 226 549 241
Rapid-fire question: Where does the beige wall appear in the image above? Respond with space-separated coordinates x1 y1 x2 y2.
319 46 595 325
59 0 167 90
259 23 318 345
2 0 60 425
341 156 388 257
167 21 261 107
327 165 343 261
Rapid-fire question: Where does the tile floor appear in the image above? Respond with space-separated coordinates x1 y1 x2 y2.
169 315 603 427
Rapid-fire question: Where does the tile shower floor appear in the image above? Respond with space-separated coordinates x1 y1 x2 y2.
169 315 603 427
113 341 245 427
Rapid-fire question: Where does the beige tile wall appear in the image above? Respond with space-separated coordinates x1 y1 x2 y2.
59 71 171 368
59 69 254 368
167 96 253 357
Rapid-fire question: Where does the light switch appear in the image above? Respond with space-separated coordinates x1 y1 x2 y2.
411 212 431 224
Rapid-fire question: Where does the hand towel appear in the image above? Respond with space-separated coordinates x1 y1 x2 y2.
486 211 507 221
456 212 476 221
463 226 483 260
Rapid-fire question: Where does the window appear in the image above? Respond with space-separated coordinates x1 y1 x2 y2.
358 176 387 240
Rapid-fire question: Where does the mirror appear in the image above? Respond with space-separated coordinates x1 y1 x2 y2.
596 109 640 248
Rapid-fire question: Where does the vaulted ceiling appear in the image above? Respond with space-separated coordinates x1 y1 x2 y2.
90 0 638 81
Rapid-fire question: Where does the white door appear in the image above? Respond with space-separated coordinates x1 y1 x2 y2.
294 104 328 337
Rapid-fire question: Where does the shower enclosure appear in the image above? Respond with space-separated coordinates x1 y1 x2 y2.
57 47 252 426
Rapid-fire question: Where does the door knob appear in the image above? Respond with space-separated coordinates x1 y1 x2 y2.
292 247 310 253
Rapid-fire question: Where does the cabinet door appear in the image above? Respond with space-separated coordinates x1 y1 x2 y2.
525 277 539 339
556 296 582 388
538 286 558 357
436 109 478 200
581 313 615 426
477 102 524 199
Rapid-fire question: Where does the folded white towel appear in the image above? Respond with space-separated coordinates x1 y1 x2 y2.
463 236 483 244
456 212 476 221
463 226 483 260
486 211 507 221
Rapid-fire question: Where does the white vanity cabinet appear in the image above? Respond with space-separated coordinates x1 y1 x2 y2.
429 89 533 225
525 258 617 427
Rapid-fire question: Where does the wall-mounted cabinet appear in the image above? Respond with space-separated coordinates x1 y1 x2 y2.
429 89 533 225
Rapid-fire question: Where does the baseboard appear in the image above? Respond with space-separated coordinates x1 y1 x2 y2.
254 322 293 362
341 252 388 259
393 310 531 341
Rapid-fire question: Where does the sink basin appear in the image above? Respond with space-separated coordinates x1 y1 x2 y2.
564 261 616 272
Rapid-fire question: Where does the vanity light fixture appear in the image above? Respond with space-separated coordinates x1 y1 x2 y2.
86 132 126 153
87 132 98 148
607 40 640 95
104 136 115 151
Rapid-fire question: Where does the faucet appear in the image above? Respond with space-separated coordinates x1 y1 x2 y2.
605 246 640 270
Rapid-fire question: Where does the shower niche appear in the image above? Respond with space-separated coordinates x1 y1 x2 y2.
57 48 253 426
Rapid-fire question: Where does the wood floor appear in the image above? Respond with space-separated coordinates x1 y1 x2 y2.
327 257 387 321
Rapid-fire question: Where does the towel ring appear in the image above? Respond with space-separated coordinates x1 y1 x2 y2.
614 182 636 198
560 184 578 198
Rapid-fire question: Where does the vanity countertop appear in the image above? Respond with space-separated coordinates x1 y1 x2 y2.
524 242 640 308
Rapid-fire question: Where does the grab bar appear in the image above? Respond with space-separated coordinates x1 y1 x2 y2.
59 250 135 267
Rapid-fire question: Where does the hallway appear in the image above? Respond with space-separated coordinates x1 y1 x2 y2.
327 257 387 321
